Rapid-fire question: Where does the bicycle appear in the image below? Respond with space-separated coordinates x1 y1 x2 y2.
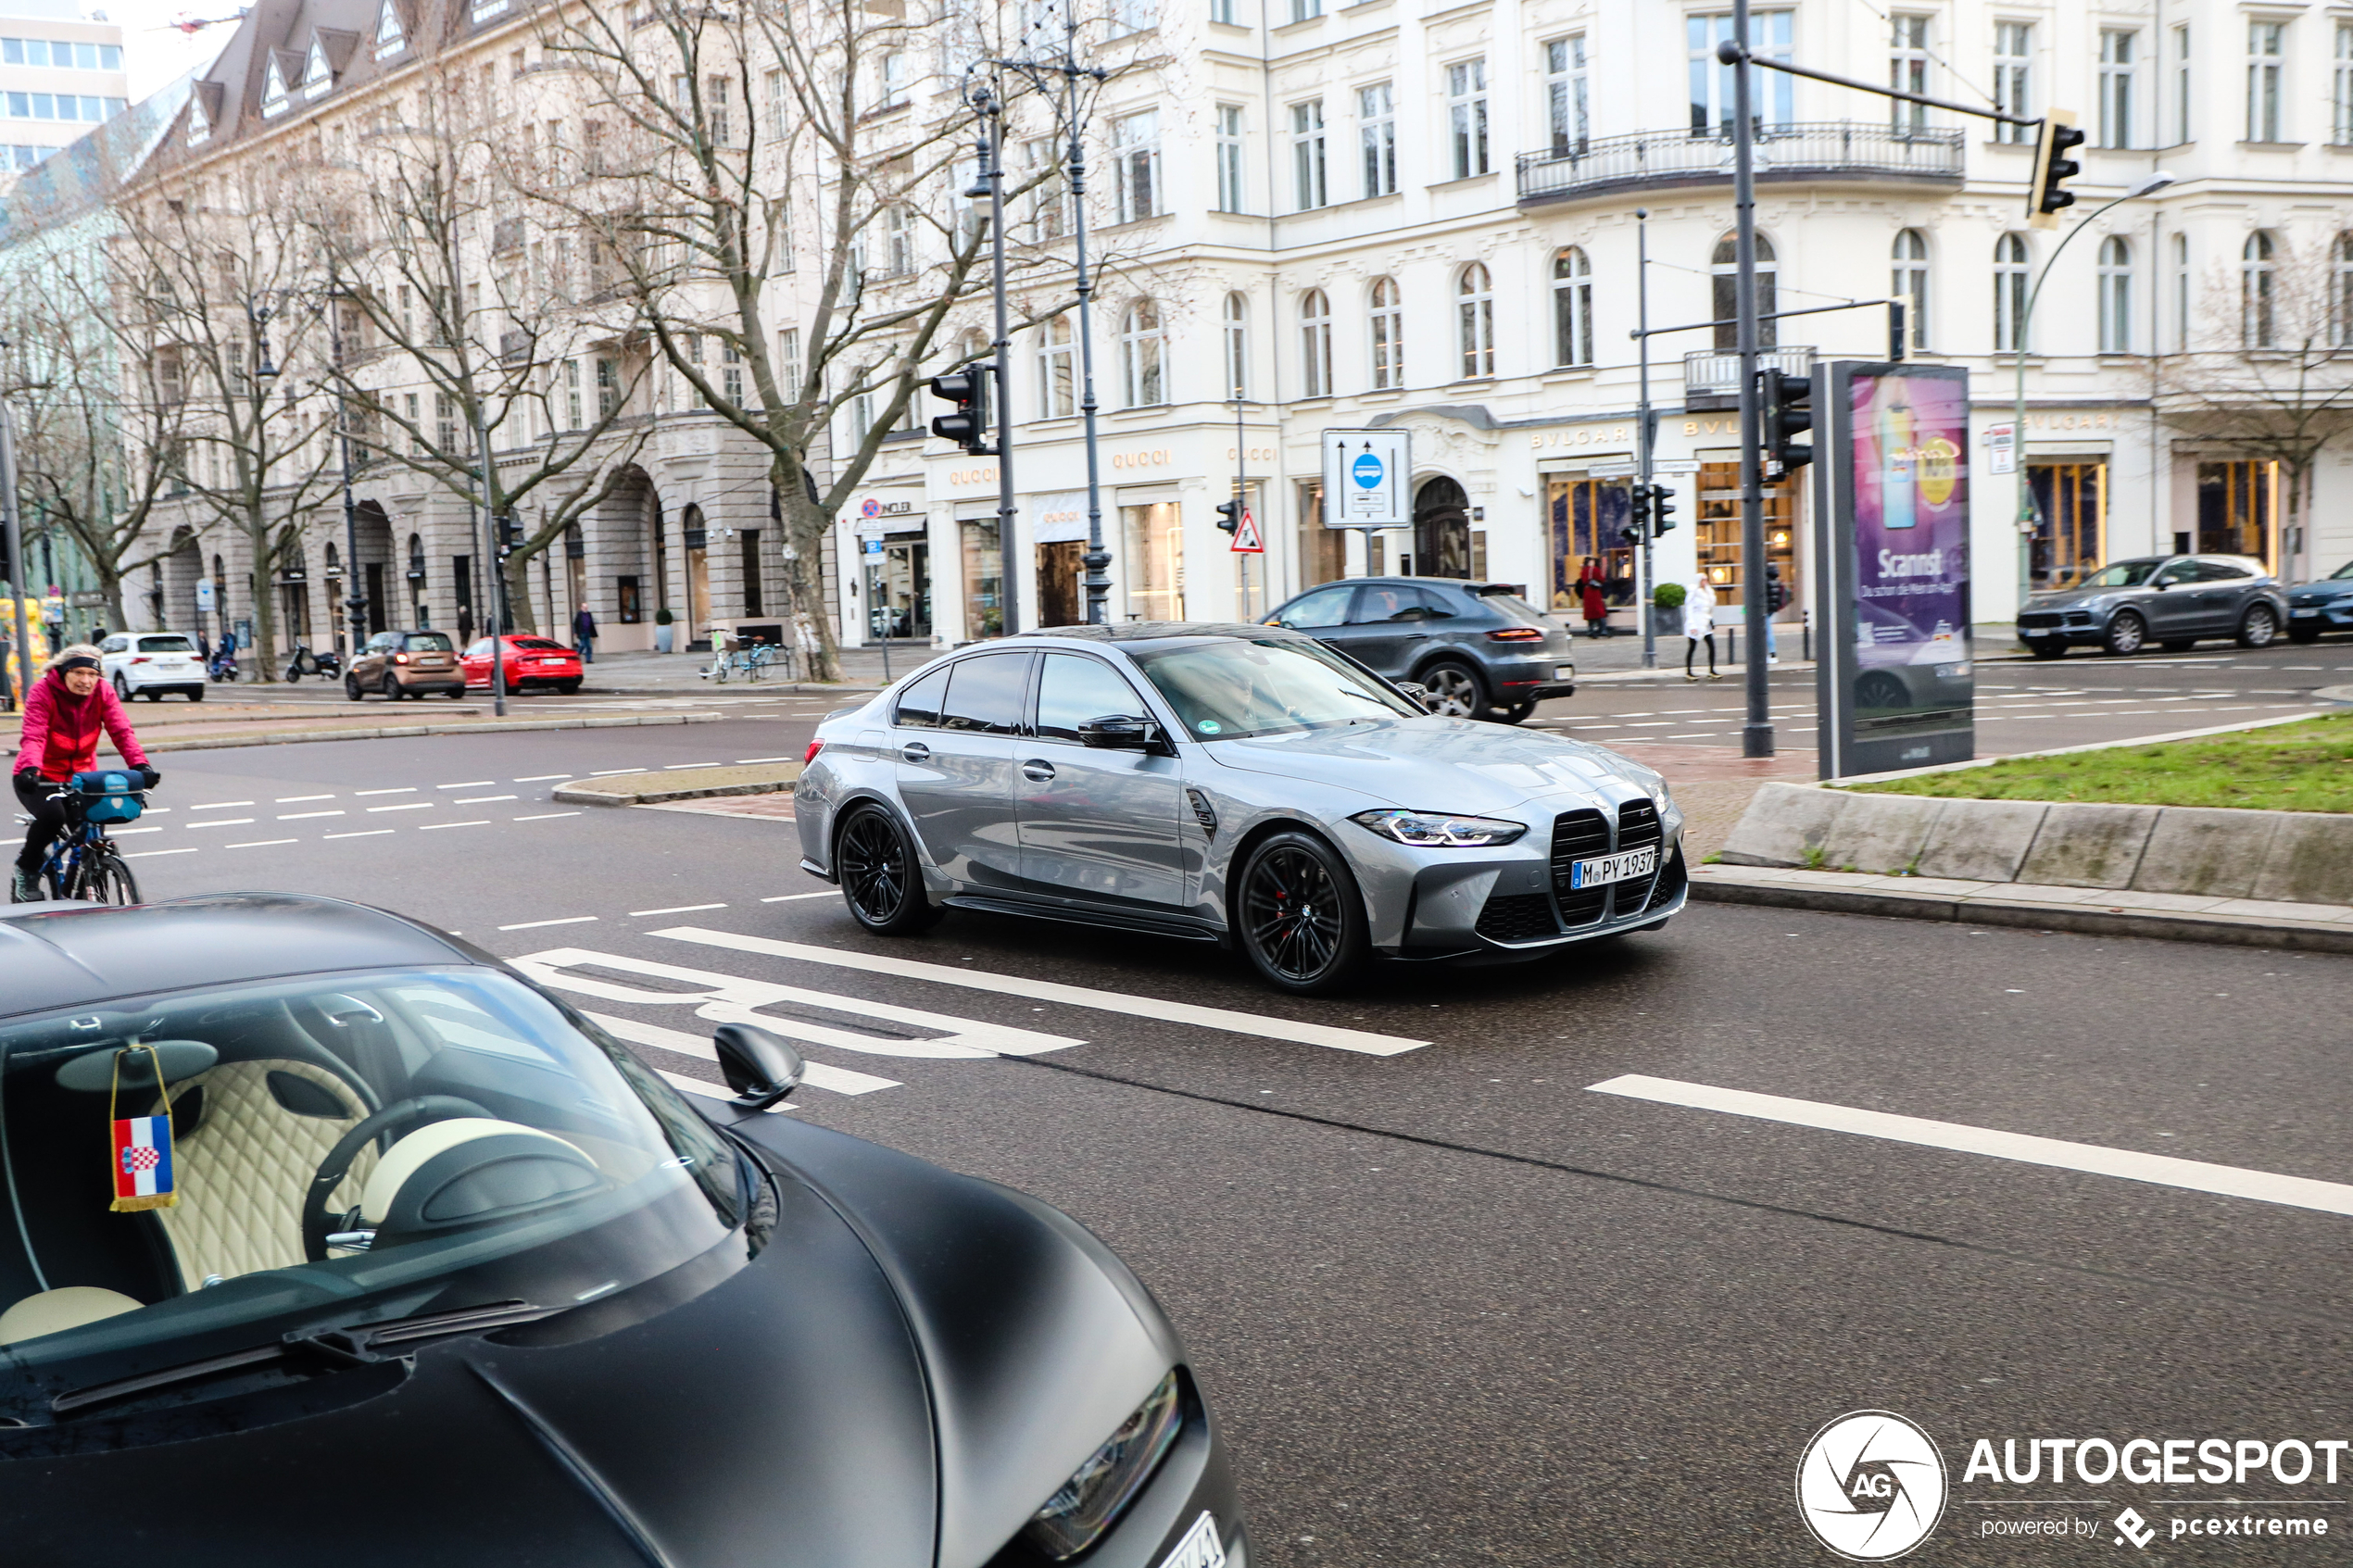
14 771 146 905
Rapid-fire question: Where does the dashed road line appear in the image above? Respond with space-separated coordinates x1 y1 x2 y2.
186 818 256 830
514 811 580 822
438 780 496 789
225 838 298 849
277 794 335 803
368 802 434 813
631 902 727 916
513 773 573 783
323 830 394 840
124 847 200 859
190 801 254 811
761 891 835 902
456 795 518 804
420 820 491 831
356 787 416 797
279 809 345 820
499 915 600 931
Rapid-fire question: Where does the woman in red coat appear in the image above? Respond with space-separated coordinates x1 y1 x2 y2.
11 645 157 902
1575 558 1610 638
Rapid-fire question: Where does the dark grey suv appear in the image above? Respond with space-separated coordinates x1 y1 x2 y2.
2017 555 2285 658
1263 577 1576 721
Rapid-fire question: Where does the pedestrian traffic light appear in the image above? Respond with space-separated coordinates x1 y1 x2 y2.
1759 369 1814 475
2028 110 2085 229
1214 498 1242 534
928 367 994 455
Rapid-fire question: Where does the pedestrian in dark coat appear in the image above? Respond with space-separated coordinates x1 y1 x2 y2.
573 606 598 663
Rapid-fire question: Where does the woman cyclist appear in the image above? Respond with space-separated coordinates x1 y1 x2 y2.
11 645 157 902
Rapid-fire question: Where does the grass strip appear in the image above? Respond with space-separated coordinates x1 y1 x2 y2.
1849 713 2353 813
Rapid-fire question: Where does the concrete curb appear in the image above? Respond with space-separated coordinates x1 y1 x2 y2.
1690 866 2353 953
556 771 799 808
122 710 726 754
573 683 887 699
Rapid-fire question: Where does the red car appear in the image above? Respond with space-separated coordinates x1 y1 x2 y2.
460 635 584 694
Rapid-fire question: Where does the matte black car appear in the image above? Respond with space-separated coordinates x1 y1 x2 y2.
0 894 1244 1568
2016 555 2285 658
2284 560 2353 642
1262 577 1576 721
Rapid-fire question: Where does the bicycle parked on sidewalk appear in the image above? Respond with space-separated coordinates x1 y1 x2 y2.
14 770 146 904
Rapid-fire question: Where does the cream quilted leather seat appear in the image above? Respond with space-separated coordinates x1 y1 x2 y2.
151 1060 377 1289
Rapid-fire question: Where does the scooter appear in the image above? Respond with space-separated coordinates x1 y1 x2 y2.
283 644 342 682
207 647 240 684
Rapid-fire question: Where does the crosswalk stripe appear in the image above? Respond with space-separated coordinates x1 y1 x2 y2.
1589 1073 2353 1218
650 926 1429 1056
586 1010 900 1097
656 1069 799 1113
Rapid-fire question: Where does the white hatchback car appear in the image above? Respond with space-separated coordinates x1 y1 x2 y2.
98 632 207 701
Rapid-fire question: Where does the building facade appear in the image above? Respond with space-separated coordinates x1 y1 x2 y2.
0 0 126 185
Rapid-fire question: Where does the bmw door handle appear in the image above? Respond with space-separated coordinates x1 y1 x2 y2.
900 741 930 763
1021 759 1056 782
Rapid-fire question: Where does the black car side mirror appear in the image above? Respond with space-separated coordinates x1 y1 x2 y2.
713 1022 804 1110
1394 681 1438 711
1077 714 1164 751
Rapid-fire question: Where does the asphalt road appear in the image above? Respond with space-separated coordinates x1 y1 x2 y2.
74 707 2353 1565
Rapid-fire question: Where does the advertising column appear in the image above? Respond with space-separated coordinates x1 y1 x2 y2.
1817 362 1973 777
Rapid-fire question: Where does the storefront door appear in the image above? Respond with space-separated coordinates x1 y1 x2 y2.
2198 460 2275 566
2027 463 2105 588
1545 476 1634 614
962 519 1002 637
1413 477 1472 579
1121 503 1184 621
1037 540 1084 627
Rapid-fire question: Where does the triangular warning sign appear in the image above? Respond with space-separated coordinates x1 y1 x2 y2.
1229 508 1264 554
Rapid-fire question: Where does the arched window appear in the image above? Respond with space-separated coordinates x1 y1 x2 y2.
1221 293 1248 400
1994 232 2030 352
1036 317 1075 419
2334 232 2353 349
1299 288 1332 397
1891 230 1930 350
2243 231 2277 347
1456 262 1493 378
1119 299 1164 408
1710 231 1777 348
1552 247 1592 367
2097 235 2133 353
1368 277 1403 390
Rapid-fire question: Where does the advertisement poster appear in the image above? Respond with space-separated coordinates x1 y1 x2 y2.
1818 362 1974 775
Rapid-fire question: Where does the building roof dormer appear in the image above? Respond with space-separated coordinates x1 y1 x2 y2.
373 0 406 61
303 30 359 100
260 49 300 118
185 81 220 146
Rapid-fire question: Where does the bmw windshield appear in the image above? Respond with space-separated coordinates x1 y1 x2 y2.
0 969 749 1426
1131 637 1422 741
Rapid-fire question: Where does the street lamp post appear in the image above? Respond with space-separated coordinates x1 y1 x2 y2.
326 268 368 674
2012 172 2176 612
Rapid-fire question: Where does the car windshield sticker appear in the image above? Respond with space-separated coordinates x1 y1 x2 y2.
107 1042 180 1212
1198 720 1221 733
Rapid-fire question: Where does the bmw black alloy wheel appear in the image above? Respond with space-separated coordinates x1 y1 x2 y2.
837 807 932 935
1239 834 1366 992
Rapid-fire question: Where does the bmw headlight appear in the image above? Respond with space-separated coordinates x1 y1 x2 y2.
1350 809 1529 847
1022 1370 1185 1560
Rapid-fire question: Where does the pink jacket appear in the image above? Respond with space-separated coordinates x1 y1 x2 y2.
15 671 150 783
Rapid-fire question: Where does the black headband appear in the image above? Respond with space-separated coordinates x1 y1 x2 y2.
51 655 100 676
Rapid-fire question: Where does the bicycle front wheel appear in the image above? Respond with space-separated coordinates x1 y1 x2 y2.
80 850 141 905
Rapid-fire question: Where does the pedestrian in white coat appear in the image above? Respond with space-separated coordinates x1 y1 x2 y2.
1683 575 1718 680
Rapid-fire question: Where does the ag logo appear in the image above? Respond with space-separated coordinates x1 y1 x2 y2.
1796 1411 1947 1561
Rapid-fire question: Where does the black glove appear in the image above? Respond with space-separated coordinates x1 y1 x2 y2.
137 766 160 790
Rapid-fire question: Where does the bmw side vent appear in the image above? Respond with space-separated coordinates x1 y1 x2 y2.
1186 789 1218 839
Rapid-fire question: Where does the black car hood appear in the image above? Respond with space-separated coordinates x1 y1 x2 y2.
0 1118 1176 1568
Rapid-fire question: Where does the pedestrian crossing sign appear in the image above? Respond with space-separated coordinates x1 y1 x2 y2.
1229 508 1263 554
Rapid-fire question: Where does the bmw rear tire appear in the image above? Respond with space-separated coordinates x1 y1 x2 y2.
836 805 938 935
1234 829 1369 996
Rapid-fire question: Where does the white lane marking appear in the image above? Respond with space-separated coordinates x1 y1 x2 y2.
514 773 573 783
655 1068 799 1113
663 762 724 770
438 780 496 789
631 903 727 916
356 787 416 797
124 847 200 859
186 818 256 830
499 916 600 931
735 757 796 763
586 1011 900 1096
1589 1074 2353 1219
225 838 298 849
420 820 491 831
368 802 434 813
323 830 395 840
109 826 160 835
277 794 335 803
279 809 345 820
650 927 1430 1056
518 947 1083 1060
761 891 835 902
456 795 518 804
190 800 254 810
514 811 581 822
590 769 641 776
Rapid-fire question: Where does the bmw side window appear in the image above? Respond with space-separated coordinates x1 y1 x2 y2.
1036 654 1148 744
1275 584 1354 629
893 663 950 728
939 652 1034 734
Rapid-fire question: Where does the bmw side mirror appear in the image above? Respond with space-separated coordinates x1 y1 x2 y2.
713 1022 804 1110
1394 681 1437 711
1077 714 1162 751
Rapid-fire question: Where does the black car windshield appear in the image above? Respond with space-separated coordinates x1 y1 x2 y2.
2077 559 2164 588
404 633 456 652
0 969 744 1417
137 636 195 654
1131 637 1421 740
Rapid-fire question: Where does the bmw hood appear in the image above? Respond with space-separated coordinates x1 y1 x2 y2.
1205 718 1665 812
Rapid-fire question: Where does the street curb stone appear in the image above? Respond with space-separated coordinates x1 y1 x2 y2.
119 710 726 754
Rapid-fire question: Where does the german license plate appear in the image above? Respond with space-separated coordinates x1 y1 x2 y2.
2294 608 2320 618
1156 1513 1227 1568
1569 847 1656 889
1554 664 1576 680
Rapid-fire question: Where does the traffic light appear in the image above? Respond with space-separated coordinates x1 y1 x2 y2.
928 367 994 455
1649 483 1677 536
1214 498 1242 534
2028 110 2084 229
1626 483 1652 546
495 513 522 553
1759 369 1814 475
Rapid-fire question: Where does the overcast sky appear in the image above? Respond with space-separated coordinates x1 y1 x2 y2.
94 0 232 102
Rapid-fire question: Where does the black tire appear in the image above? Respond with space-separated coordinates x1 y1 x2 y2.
2161 640 2194 653
383 673 403 700
144 688 160 702
556 680 582 695
1233 829 1370 996
112 673 132 700
2236 603 2281 649
187 685 205 702
285 668 302 683
2289 628 2324 644
1493 699 1537 724
345 673 364 702
1416 659 1487 720
835 805 937 935
2102 610 2147 657
445 686 465 699
2024 639 2068 659
81 851 139 906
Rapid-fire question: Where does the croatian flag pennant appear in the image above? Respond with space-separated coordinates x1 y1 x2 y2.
107 1043 179 1213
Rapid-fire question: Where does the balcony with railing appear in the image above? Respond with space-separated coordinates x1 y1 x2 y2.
1682 345 1814 411
1517 120 1964 207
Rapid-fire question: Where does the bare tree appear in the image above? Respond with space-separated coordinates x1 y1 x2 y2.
2161 231 2353 585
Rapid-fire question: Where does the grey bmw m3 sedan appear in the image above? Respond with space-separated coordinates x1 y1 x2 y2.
795 623 1686 994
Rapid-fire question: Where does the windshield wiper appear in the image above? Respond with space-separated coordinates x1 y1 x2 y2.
49 1299 556 1418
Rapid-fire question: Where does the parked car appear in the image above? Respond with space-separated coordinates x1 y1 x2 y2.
2015 555 2285 658
2284 561 2353 642
0 893 1243 1568
346 630 464 699
1261 576 1577 721
460 634 584 694
97 633 205 702
797 623 1683 995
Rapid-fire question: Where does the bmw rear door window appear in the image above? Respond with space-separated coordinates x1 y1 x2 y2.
938 652 1033 734
892 663 950 728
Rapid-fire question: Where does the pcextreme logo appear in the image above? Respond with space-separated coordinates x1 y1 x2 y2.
1797 1411 1950 1562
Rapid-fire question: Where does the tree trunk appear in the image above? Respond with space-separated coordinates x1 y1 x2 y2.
244 517 279 682
505 551 539 635
780 462 843 682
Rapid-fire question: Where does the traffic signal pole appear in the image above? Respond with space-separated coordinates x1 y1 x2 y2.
1635 208 1655 671
1730 0 1770 756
